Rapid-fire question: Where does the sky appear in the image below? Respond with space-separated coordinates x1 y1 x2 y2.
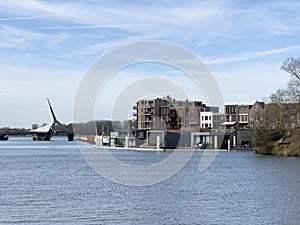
0 0 300 128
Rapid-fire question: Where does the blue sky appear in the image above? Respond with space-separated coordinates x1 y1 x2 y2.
0 0 300 128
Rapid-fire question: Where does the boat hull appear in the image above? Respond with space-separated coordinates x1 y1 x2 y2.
0 134 9 141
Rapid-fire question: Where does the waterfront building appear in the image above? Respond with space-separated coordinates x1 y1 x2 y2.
133 95 220 132
225 103 253 147
225 104 238 122
133 96 230 148
134 98 169 130
225 104 252 128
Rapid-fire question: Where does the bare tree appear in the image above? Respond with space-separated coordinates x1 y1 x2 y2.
286 78 300 103
280 57 300 104
255 57 300 154
281 57 300 81
269 88 288 104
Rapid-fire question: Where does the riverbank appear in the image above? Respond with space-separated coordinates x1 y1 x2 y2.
91 144 229 152
254 128 300 156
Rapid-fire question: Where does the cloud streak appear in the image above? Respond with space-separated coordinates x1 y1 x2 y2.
0 24 48 49
0 14 51 21
35 24 149 30
0 0 299 40
206 46 300 65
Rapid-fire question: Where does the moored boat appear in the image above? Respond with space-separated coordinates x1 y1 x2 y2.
0 134 9 141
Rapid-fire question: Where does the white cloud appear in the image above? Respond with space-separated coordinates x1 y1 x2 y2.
0 24 48 49
0 0 298 41
1 0 300 127
0 0 299 55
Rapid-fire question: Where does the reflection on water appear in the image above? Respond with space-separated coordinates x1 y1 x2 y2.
0 137 299 224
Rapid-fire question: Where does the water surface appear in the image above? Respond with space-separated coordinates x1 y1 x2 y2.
0 137 299 224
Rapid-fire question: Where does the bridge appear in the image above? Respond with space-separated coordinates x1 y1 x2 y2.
30 98 74 141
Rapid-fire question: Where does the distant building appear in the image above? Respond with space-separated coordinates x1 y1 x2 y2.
225 104 252 128
225 104 238 123
225 103 254 147
237 104 252 128
249 101 265 128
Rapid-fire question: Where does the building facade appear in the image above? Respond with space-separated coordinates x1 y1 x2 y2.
225 104 252 128
134 96 221 132
249 101 265 128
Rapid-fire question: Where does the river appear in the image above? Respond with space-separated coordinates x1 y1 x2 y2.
0 137 299 224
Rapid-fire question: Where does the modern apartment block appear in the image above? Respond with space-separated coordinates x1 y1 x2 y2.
134 98 291 148
225 104 252 128
225 104 238 122
134 98 168 130
132 96 230 149
133 96 220 131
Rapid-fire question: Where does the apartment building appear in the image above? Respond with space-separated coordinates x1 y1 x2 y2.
134 96 219 131
225 104 252 128
134 98 168 130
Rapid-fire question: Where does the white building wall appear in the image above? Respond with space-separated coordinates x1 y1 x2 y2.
200 111 213 128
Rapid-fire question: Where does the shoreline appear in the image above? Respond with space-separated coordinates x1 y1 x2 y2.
91 144 229 152
77 140 247 152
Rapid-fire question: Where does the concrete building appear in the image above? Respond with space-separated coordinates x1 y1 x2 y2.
133 96 230 149
134 96 220 132
134 98 168 130
225 104 252 128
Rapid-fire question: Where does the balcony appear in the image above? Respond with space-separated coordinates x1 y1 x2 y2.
142 110 153 115
143 104 153 108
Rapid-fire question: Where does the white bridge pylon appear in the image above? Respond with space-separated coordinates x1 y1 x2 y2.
30 98 73 141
